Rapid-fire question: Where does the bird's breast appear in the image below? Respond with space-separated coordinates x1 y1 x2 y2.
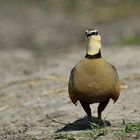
72 58 116 101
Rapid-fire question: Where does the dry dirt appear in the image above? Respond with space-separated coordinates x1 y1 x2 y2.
0 46 140 140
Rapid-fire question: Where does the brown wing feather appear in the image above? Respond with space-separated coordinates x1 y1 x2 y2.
111 64 120 103
68 68 78 105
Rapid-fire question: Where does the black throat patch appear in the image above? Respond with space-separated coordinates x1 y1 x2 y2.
85 49 101 59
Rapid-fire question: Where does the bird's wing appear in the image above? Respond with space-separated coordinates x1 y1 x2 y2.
68 67 78 105
110 64 120 103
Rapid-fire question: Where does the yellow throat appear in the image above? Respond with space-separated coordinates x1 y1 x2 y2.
86 35 101 55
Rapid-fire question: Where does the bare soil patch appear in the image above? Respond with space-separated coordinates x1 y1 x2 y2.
0 46 140 139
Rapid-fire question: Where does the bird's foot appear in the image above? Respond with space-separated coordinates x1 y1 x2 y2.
97 119 106 126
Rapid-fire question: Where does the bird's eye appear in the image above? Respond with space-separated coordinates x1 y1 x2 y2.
91 32 94 35
91 31 98 36
91 32 96 35
85 30 98 37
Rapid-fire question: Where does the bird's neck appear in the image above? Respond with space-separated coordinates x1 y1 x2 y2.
85 37 102 59
85 49 101 59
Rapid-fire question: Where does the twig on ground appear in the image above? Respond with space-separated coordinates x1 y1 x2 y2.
46 115 78 129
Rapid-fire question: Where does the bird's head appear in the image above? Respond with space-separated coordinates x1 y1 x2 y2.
85 29 101 56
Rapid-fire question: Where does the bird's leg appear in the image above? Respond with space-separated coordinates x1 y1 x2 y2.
80 101 92 121
98 99 109 120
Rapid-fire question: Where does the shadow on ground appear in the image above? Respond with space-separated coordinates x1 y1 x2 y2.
56 116 111 132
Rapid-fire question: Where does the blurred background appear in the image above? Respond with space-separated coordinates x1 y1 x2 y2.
0 0 140 82
0 0 140 51
0 1 140 139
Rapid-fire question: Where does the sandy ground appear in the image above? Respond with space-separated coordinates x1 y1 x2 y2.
0 46 140 140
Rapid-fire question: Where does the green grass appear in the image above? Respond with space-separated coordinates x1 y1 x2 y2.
90 122 107 139
114 122 140 139
120 36 140 46
125 122 140 133
90 120 140 139
54 121 140 139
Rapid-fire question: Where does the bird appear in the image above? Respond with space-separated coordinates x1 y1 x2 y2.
68 29 120 121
